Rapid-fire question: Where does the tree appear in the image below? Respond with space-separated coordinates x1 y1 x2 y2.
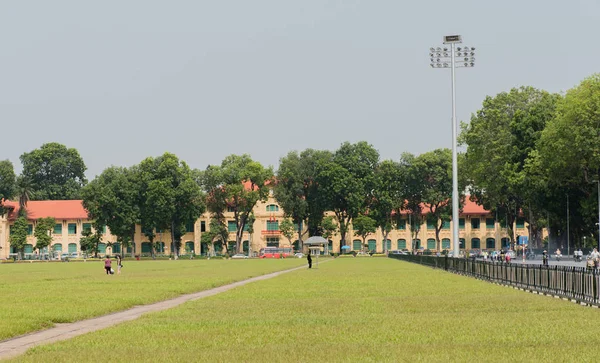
320 216 338 243
412 149 458 251
274 149 332 245
34 217 55 255
10 216 28 258
536 74 600 246
462 86 559 247
246 212 256 256
14 176 36 217
20 142 87 200
279 219 295 248
317 142 379 253
0 160 16 205
400 153 425 250
79 228 102 258
138 153 205 258
352 215 377 252
81 167 138 258
370 160 405 254
201 154 272 254
200 217 228 256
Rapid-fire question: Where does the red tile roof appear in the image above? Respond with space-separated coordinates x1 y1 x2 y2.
393 197 489 216
3 200 89 221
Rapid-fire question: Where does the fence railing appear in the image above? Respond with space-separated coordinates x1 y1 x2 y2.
389 254 600 306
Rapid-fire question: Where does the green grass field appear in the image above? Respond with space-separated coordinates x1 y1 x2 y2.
12 258 600 362
0 259 305 340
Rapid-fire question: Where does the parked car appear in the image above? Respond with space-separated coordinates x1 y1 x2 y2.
294 253 305 258
60 253 70 261
69 252 79 259
389 250 407 255
231 253 249 259
356 251 371 256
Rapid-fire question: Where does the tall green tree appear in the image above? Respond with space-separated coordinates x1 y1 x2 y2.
81 167 138 258
20 142 87 200
412 149 460 251
279 219 295 247
200 217 228 256
537 74 600 245
370 160 405 253
320 216 338 243
138 153 205 258
400 153 425 250
14 176 36 217
10 216 28 258
274 149 332 243
352 214 377 252
462 86 559 246
33 217 55 255
317 142 379 253
201 154 272 254
0 160 16 205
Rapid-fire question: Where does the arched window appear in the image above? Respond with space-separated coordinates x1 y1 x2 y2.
141 242 152 253
442 238 451 249
486 238 495 249
68 243 77 253
427 238 436 250
98 243 107 254
156 242 165 253
53 244 63 252
185 241 194 253
367 239 376 251
397 239 406 249
501 237 510 248
383 239 391 251
352 240 361 251
414 239 421 249
471 238 481 249
266 204 279 212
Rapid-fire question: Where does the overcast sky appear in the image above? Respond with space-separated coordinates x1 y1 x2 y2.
1 0 598 178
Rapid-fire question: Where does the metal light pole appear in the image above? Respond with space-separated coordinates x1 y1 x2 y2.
430 35 475 257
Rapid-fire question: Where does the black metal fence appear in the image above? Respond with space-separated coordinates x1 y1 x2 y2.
389 254 600 306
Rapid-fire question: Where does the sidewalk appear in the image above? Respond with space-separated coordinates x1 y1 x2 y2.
0 263 315 360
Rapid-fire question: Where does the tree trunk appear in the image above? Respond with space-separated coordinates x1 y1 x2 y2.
382 228 390 254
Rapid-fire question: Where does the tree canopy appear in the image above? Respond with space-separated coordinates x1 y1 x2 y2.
20 142 87 200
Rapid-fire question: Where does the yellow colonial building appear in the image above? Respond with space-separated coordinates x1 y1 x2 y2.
0 196 531 259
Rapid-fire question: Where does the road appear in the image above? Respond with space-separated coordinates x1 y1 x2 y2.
478 256 589 268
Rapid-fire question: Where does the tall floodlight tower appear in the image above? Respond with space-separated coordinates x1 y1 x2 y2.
429 35 475 257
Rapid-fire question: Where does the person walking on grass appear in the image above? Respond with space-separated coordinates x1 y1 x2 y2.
307 251 312 269
104 256 112 275
116 255 122 274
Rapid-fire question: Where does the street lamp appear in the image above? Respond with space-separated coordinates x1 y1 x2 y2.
429 35 475 257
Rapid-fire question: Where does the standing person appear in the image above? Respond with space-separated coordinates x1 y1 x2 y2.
542 250 548 266
116 255 122 275
104 256 112 275
591 248 600 269
307 251 312 269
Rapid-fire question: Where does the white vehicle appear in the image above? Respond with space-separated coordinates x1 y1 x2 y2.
294 253 305 258
231 253 249 259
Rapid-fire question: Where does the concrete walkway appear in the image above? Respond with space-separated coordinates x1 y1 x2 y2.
0 263 315 360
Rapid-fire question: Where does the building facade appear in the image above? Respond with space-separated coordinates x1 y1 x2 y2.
0 197 533 259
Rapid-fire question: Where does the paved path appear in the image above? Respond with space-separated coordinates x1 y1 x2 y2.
0 263 316 360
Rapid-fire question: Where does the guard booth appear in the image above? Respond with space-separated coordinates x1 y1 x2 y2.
304 236 328 269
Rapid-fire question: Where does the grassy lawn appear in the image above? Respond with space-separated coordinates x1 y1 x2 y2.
0 258 306 340
12 258 600 362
